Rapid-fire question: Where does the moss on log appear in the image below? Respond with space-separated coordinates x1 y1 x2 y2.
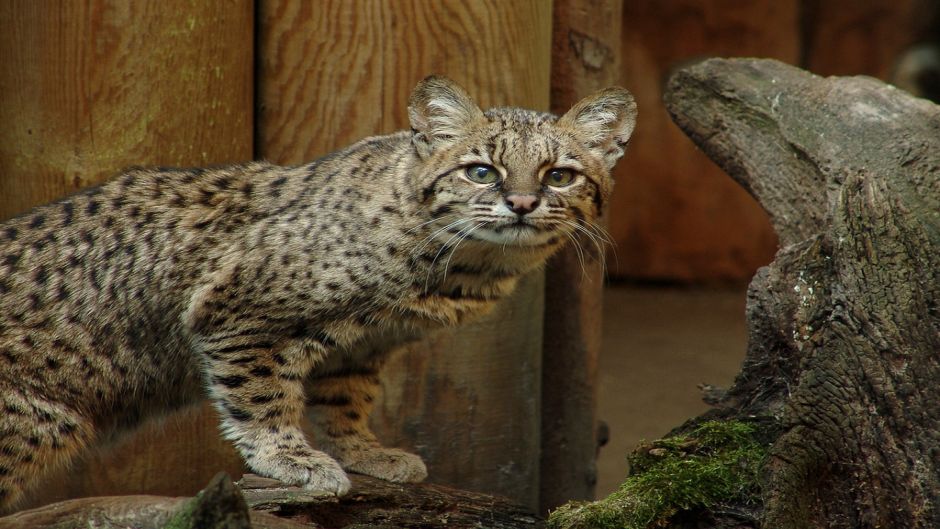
548 420 769 529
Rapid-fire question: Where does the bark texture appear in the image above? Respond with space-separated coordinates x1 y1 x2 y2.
664 58 940 528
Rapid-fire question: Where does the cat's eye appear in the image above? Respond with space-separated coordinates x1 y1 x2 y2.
465 164 500 185
545 168 576 187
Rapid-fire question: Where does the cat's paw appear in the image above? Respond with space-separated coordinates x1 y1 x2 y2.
247 450 351 495
341 447 428 483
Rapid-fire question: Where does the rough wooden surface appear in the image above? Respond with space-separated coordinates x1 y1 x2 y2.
256 0 552 510
664 58 940 528
0 473 542 529
0 0 255 509
540 0 622 513
0 0 253 220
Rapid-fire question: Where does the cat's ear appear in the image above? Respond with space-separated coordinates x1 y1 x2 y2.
558 87 637 170
408 76 485 159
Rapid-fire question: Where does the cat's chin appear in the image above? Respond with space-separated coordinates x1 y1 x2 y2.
473 224 560 247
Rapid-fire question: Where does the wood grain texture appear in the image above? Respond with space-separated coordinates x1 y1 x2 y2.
1 0 254 509
257 0 552 510
800 0 921 79
541 0 622 512
0 0 253 220
611 0 794 281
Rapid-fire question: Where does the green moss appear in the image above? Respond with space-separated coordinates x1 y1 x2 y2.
548 420 769 529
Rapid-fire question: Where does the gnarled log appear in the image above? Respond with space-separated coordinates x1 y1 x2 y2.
0 473 542 529
662 58 940 528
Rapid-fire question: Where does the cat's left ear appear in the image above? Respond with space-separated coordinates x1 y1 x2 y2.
558 87 637 170
408 76 485 159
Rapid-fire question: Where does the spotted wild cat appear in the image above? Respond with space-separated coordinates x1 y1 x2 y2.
0 77 636 511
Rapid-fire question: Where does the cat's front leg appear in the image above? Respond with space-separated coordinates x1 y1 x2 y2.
305 364 427 483
197 332 351 495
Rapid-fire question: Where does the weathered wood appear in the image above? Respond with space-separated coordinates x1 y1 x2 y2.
256 0 552 510
0 0 253 220
611 0 796 280
0 0 254 509
0 473 542 529
662 58 940 528
540 0 622 513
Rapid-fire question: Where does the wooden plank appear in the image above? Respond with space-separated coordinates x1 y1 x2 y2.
800 0 921 79
0 0 254 508
541 0 622 513
0 0 253 220
257 0 552 510
611 0 797 281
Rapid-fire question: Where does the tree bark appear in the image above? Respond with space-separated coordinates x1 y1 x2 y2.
662 58 940 528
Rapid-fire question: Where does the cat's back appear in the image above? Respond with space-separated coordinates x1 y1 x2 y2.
0 163 277 402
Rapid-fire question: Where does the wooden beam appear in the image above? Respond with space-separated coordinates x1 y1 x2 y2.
541 0 623 513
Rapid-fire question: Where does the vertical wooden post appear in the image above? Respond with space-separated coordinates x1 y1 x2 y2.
541 0 622 512
256 0 552 510
0 0 254 506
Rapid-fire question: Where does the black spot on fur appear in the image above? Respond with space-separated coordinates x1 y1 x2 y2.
3 253 20 267
34 265 48 284
249 365 273 377
86 200 99 215
226 405 253 421
250 394 277 404
62 202 74 225
29 215 45 228
215 374 248 388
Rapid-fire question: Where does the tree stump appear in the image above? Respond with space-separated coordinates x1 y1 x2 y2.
551 58 939 529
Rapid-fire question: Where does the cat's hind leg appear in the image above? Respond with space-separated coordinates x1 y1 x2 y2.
0 388 95 514
305 364 427 483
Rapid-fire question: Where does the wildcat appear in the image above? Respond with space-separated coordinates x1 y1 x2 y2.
0 76 636 511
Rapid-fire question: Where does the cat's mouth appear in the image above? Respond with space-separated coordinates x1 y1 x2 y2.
500 218 537 230
472 216 563 246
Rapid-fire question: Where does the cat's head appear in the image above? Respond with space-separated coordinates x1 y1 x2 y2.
407 76 636 249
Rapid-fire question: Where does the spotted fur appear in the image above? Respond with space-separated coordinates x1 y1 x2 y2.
0 77 636 511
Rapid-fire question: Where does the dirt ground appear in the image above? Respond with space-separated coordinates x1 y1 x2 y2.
595 284 748 496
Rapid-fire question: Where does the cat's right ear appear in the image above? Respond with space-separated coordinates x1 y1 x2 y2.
408 76 484 159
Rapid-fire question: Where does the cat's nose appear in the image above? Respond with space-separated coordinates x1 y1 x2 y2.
504 193 540 215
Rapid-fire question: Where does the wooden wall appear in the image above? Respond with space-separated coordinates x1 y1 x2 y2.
1 0 553 513
610 0 925 281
